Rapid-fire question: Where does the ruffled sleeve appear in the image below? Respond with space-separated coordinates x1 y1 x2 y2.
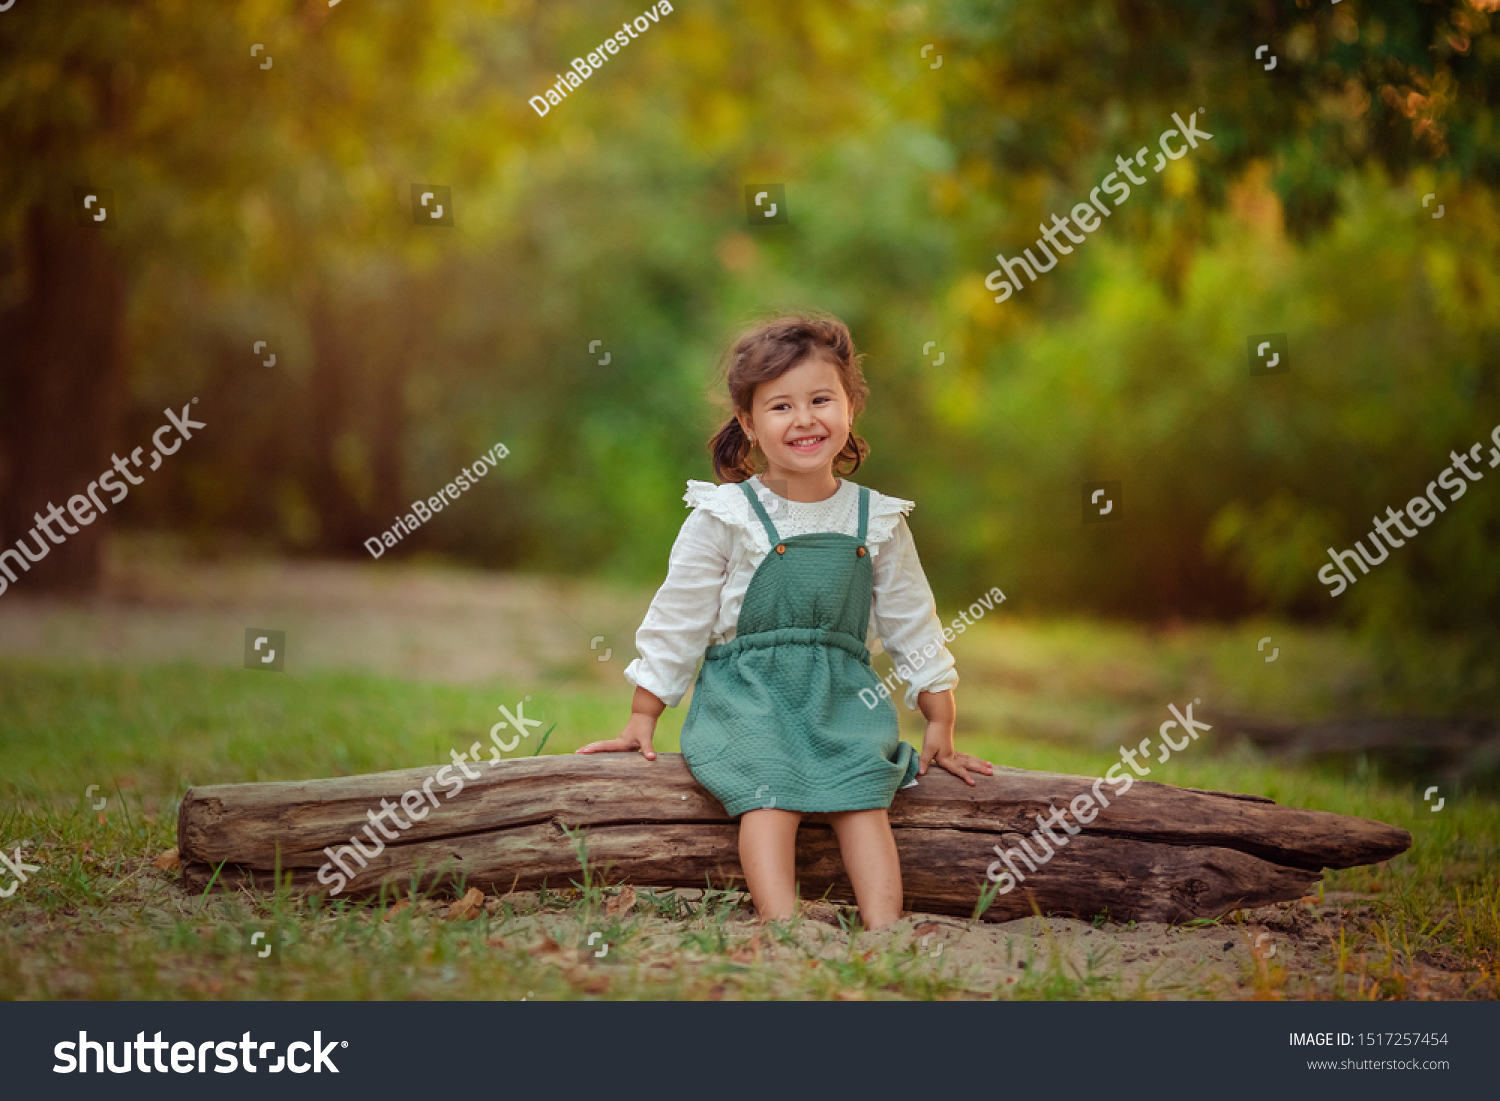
864 488 915 555
682 479 774 556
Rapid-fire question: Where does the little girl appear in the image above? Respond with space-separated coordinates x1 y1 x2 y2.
576 314 991 929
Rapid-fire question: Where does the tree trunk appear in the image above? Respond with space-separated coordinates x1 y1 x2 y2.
302 277 415 556
177 754 1412 924
0 205 127 593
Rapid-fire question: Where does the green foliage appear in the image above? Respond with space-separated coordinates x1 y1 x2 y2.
3 0 1498 626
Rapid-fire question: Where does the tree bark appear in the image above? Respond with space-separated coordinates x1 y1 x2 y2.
0 205 127 593
302 276 417 555
177 754 1412 923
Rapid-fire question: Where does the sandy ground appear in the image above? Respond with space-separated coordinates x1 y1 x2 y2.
421 889 1478 1000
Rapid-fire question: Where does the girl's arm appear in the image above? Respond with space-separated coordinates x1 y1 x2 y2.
915 687 991 786
870 515 959 709
872 516 992 784
576 508 729 758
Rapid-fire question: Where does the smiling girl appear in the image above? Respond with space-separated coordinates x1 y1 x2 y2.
576 314 990 929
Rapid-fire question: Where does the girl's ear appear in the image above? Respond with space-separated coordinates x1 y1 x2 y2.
737 412 755 442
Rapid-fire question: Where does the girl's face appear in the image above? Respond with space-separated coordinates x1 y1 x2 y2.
739 355 852 482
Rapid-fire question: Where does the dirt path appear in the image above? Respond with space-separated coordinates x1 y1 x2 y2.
0 550 649 686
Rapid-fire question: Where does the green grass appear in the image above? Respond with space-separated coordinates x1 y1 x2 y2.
1 629 1497 1001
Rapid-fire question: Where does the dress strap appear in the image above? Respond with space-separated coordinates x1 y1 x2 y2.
738 480 781 544
857 485 870 544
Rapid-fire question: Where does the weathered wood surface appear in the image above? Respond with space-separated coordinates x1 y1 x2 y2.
177 754 1411 923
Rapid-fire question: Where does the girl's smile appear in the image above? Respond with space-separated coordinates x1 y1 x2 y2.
740 356 852 500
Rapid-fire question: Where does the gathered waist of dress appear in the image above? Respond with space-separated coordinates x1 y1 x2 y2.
703 625 870 664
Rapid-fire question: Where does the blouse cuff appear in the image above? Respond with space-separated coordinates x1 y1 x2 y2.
904 668 958 712
623 658 689 709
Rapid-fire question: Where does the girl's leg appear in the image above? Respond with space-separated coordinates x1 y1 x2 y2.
827 808 903 930
738 808 802 921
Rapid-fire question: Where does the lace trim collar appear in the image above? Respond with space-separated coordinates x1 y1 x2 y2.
682 478 914 556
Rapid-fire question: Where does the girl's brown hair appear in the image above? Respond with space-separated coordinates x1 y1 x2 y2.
709 313 871 482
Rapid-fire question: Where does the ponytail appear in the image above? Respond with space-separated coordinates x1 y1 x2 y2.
711 416 756 482
834 433 868 477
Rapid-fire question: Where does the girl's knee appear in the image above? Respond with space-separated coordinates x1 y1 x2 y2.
741 807 801 824
829 807 889 827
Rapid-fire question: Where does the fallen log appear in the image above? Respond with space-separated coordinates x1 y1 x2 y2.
177 754 1411 923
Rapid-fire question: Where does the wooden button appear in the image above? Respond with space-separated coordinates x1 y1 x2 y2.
775 544 785 554
856 546 867 557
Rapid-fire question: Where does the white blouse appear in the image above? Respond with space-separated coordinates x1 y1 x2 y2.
623 476 959 710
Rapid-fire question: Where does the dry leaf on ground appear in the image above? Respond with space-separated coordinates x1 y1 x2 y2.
153 848 180 870
577 973 611 995
533 933 575 964
728 934 763 964
606 885 637 916
446 887 485 921
384 898 412 922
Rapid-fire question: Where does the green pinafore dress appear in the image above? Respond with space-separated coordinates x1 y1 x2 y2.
680 481 920 817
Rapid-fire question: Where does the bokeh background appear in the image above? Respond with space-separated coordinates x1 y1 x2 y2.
3 0 1500 1006
2 0 1499 780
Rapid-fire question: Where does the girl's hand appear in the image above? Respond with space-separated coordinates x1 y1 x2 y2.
913 688 992 786
917 737 993 786
576 687 664 759
575 715 657 759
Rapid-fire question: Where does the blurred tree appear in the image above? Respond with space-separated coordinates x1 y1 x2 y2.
0 0 1495 638
0 0 526 579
